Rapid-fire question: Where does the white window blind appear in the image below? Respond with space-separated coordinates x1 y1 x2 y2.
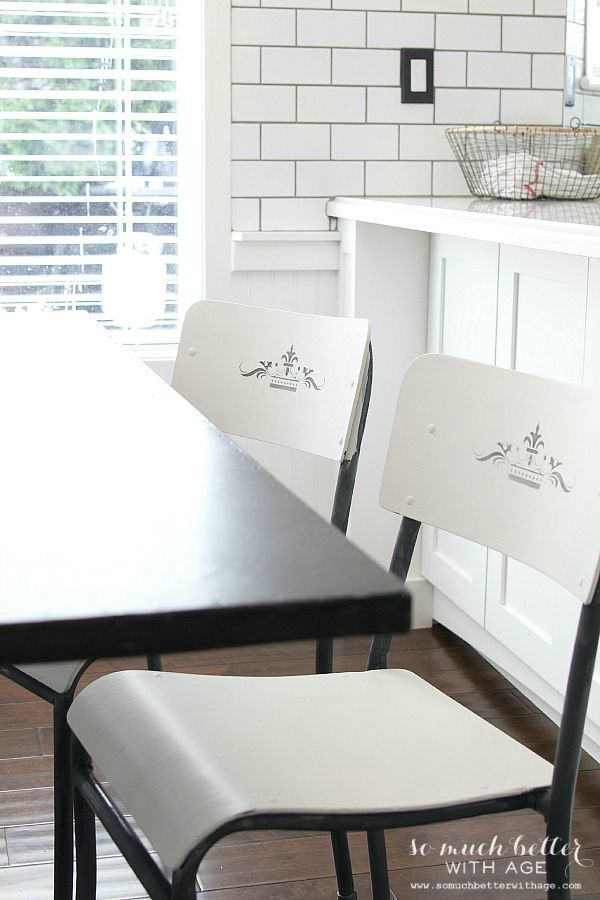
583 0 600 91
0 0 198 345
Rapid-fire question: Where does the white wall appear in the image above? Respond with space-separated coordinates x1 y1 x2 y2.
231 0 568 233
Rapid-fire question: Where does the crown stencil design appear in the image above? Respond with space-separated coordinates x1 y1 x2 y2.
239 345 324 393
474 424 573 492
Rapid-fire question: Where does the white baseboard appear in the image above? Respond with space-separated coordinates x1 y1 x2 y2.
407 576 433 630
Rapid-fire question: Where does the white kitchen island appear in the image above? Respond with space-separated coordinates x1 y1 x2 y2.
327 195 600 759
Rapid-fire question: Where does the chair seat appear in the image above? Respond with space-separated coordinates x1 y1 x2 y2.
15 661 85 694
68 668 553 871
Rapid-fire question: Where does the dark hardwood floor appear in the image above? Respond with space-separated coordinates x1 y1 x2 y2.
0 625 599 899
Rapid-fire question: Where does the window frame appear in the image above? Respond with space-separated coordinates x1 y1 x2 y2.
140 0 231 364
202 0 231 306
582 0 600 93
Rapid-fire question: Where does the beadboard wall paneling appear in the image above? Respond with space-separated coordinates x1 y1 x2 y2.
230 268 338 317
232 1 568 231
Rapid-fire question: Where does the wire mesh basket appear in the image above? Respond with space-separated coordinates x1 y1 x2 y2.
446 124 600 200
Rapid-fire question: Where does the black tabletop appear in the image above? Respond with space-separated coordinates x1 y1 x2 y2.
0 315 409 664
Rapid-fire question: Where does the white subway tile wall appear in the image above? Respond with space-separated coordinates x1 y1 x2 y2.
367 12 435 47
232 123 261 159
467 52 531 88
331 123 399 158
262 124 331 158
436 14 501 51
503 16 565 53
434 51 467 86
232 160 296 196
231 1 567 230
232 198 261 231
501 88 564 124
533 53 565 89
432 159 470 193
297 160 365 194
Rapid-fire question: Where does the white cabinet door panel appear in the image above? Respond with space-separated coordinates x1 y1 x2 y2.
428 235 498 363
584 257 600 392
487 245 588 692
582 257 600 725
424 236 498 625
486 555 580 696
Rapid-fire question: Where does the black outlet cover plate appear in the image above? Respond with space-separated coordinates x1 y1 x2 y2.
401 48 434 105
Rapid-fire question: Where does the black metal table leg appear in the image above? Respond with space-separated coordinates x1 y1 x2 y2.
53 694 74 900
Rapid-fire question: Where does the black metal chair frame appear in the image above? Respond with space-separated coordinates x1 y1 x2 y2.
315 344 373 899
316 343 374 676
0 652 163 900
365 517 600 900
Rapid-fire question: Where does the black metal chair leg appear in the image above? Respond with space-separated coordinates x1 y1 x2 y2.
53 694 74 900
317 644 357 900
171 866 197 899
146 654 163 672
330 830 358 899
546 844 571 900
315 637 334 675
367 830 392 900
73 740 97 900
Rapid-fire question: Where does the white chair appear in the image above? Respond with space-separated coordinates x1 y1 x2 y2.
171 300 373 677
68 353 600 900
169 299 373 899
1 301 371 900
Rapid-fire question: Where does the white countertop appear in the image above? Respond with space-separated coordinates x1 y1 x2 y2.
326 196 600 259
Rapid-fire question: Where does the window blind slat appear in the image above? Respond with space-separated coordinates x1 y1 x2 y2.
0 45 176 59
1 112 176 121
0 90 176 101
0 209 178 217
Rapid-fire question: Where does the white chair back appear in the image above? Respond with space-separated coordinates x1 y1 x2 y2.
380 354 600 604
172 301 371 462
